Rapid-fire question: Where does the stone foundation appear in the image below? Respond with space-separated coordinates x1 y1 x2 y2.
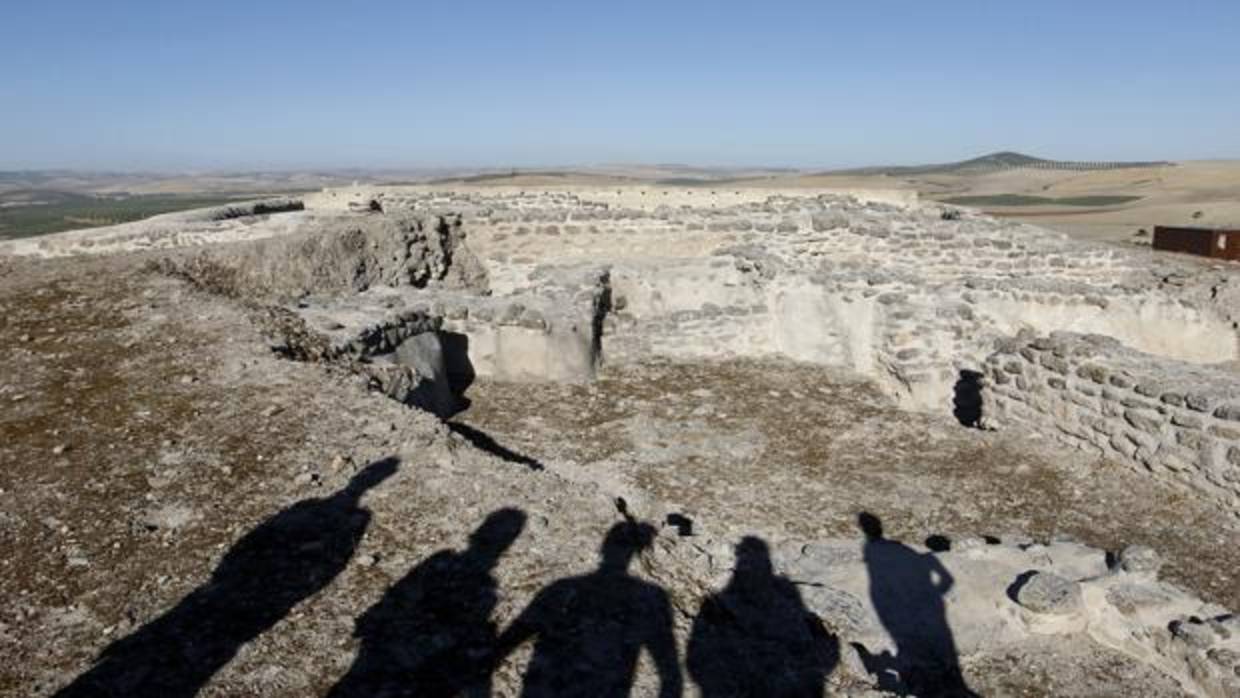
981 332 1240 515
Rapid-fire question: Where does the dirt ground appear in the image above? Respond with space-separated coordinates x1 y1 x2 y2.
454 359 1240 611
2 253 1237 697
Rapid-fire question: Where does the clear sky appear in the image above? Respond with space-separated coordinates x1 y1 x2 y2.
2 0 1237 170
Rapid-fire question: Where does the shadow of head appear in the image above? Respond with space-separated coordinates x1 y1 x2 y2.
467 508 527 565
734 536 775 575
600 521 657 573
858 511 885 541
342 457 399 499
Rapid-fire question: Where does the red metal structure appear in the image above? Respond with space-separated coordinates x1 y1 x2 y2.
1153 226 1240 261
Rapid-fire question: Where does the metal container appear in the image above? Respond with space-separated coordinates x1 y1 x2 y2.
1153 226 1240 260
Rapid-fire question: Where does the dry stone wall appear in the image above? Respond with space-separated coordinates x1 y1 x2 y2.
441 189 1240 410
12 185 1240 415
981 332 1240 515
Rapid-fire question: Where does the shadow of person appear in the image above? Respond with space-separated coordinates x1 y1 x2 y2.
494 521 682 698
54 457 399 698
855 512 976 697
687 537 839 697
327 507 527 698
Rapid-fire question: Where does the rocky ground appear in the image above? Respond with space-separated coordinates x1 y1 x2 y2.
455 359 1240 612
1 252 1237 697
4 191 1240 697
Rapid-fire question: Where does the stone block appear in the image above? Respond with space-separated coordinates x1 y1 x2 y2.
1171 413 1204 429
1176 429 1209 451
1040 354 1070 375
1213 404 1240 422
1185 393 1214 413
1076 364 1108 384
1160 392 1185 407
1015 571 1083 615
1124 409 1164 433
1120 396 1156 410
1209 424 1240 440
1118 545 1163 575
1110 434 1138 458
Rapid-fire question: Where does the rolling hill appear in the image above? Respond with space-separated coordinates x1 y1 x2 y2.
825 151 1173 177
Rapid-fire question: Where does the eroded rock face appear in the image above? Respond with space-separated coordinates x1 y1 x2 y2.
169 212 487 300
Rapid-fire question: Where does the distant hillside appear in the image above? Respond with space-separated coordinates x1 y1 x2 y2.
826 151 1173 177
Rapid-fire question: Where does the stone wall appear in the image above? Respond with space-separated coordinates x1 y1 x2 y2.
456 190 1240 411
981 332 1240 515
20 185 1240 420
290 264 610 386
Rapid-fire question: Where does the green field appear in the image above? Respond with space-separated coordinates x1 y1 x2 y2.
0 191 274 240
937 194 1143 208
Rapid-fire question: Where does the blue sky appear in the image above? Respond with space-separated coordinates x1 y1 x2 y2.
2 1 1237 170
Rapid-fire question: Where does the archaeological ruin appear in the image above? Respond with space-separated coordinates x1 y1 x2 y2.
2 186 1239 696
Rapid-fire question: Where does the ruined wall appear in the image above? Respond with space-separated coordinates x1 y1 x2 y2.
973 295 1236 364
175 212 486 300
303 184 920 213
981 332 1240 515
19 185 1240 423
458 193 1240 411
289 262 609 386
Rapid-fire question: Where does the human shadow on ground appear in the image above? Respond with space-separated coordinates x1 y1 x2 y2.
327 508 527 698
854 512 977 697
687 536 840 697
493 521 682 698
54 457 399 698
